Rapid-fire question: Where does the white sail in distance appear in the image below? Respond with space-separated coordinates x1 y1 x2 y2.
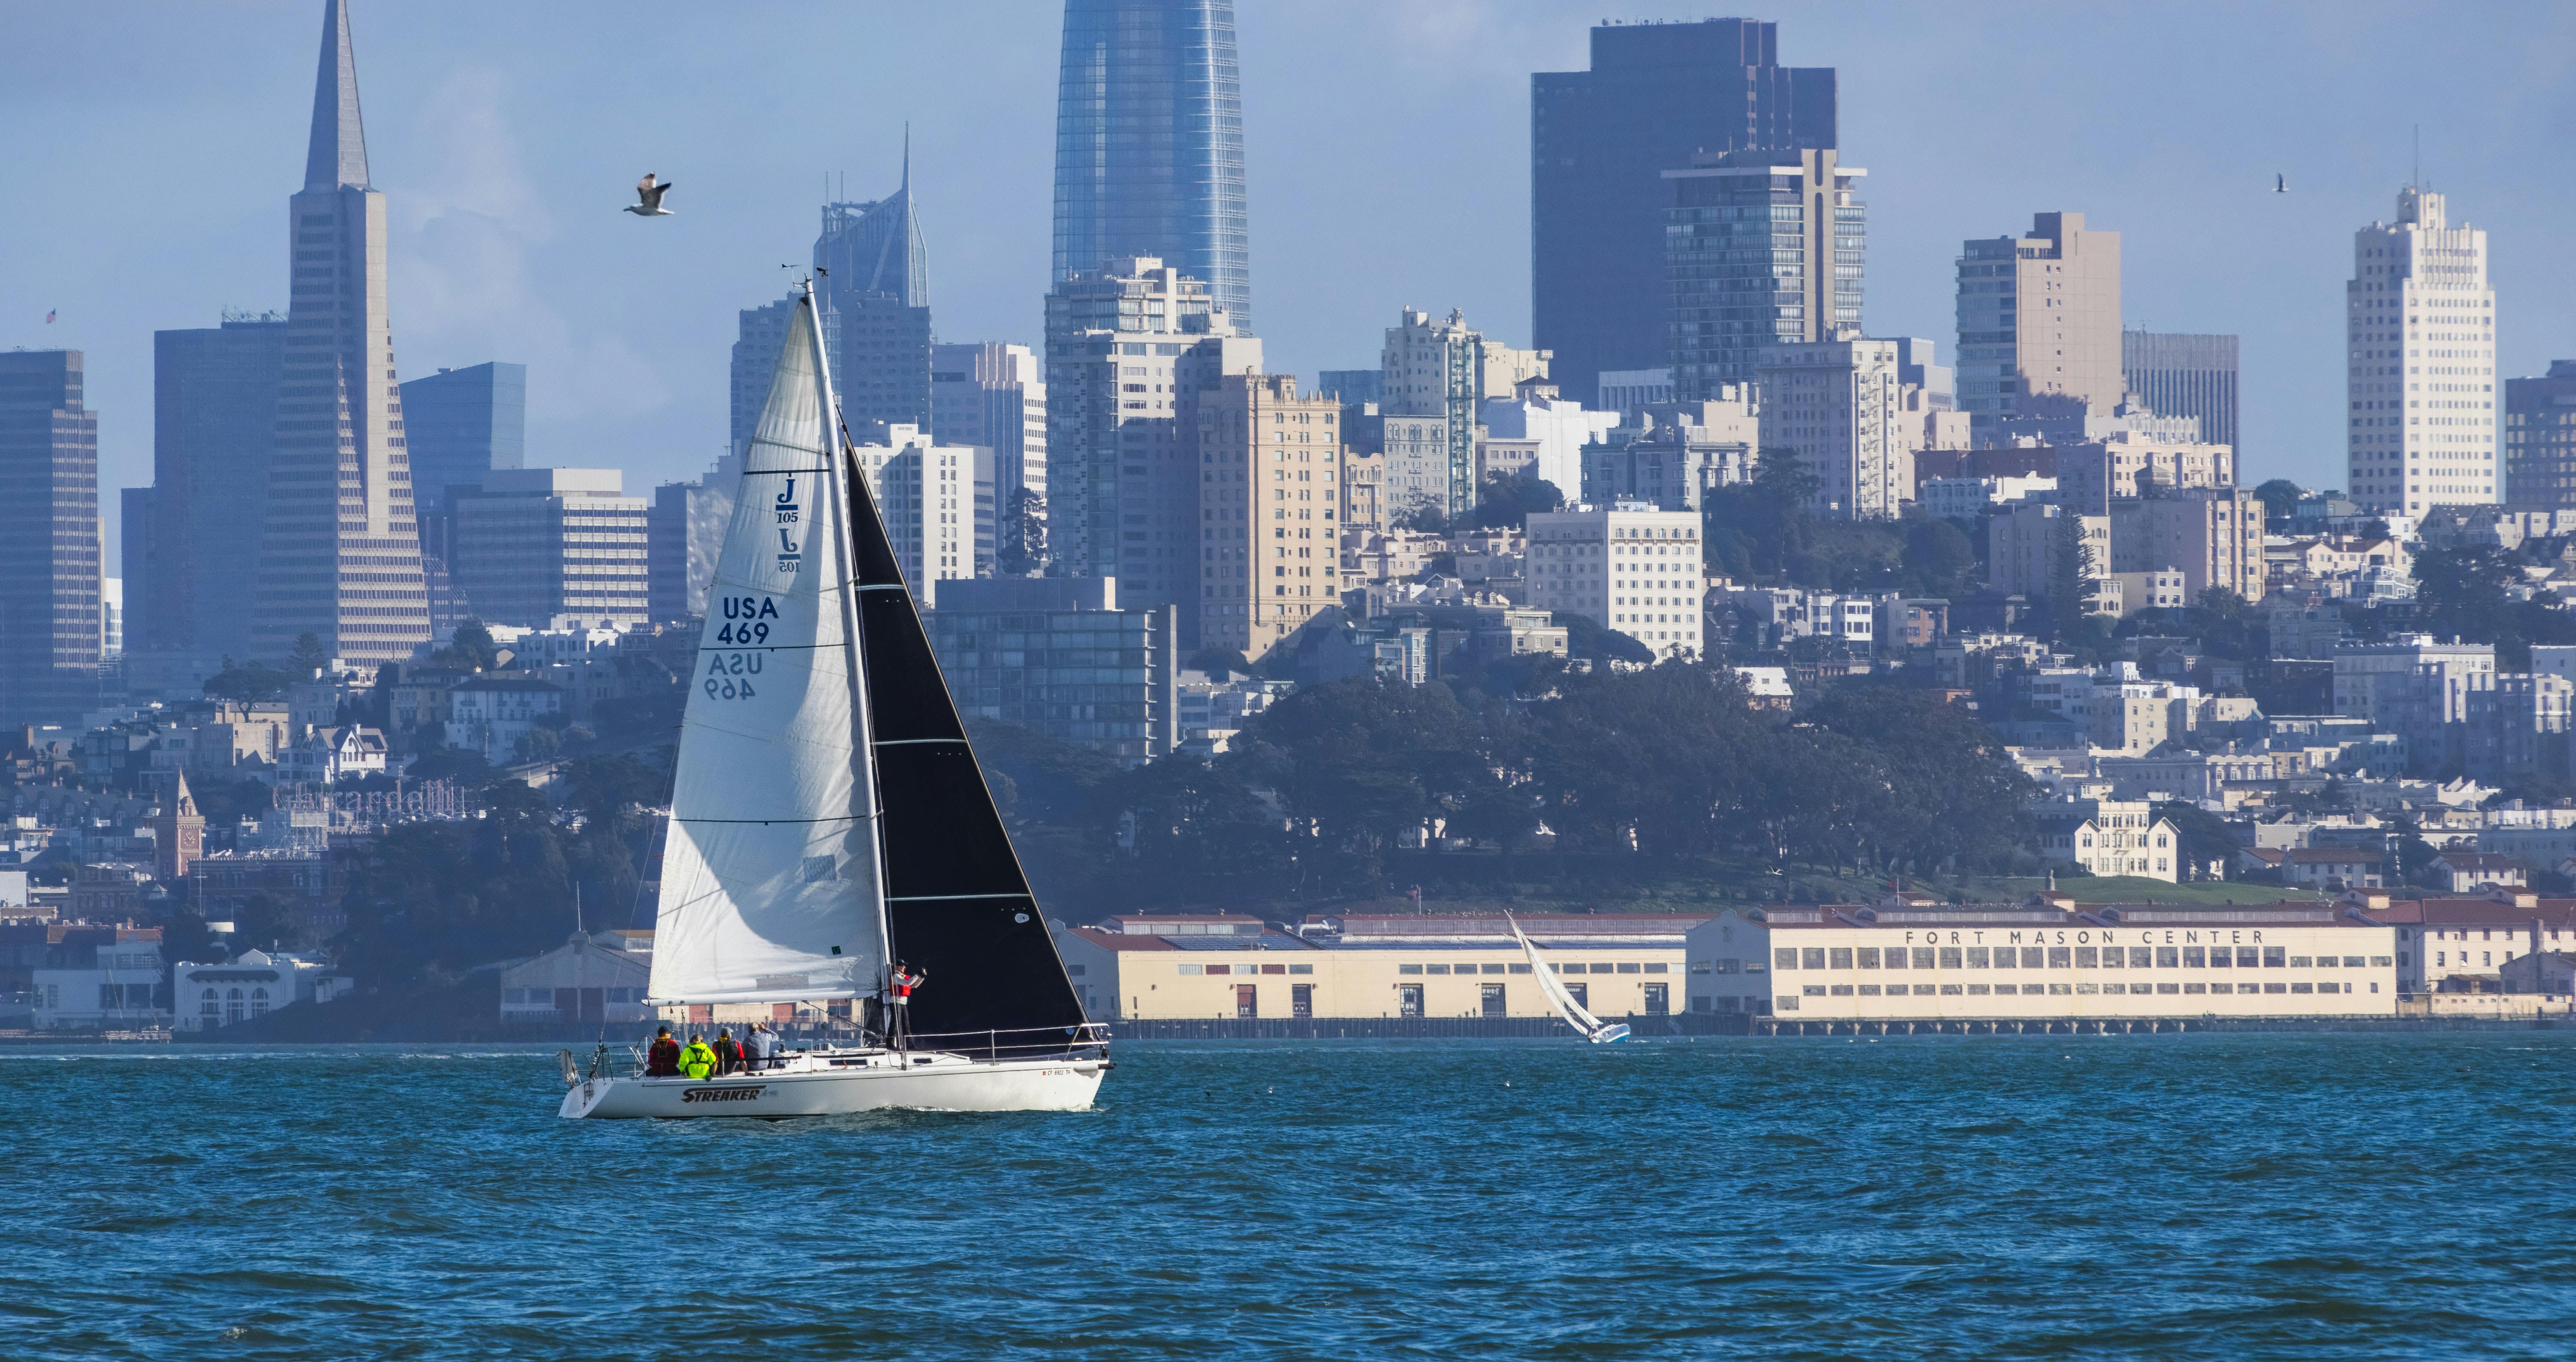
649 299 883 1004
1508 913 1626 1041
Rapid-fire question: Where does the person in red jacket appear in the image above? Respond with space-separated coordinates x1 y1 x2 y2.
890 964 926 1046
644 1025 681 1077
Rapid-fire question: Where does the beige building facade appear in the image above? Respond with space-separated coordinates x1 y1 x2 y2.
1198 374 1347 661
1956 212 2123 437
1688 905 2398 1022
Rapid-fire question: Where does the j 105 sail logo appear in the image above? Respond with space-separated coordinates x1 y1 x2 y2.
774 475 802 573
680 1086 766 1104
706 595 779 701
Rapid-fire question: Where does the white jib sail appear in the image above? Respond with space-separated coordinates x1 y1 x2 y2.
649 300 884 1004
1509 914 1610 1036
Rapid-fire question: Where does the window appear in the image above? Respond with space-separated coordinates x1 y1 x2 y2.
2263 981 2287 994
1803 984 1827 997
1857 985 1881 997
1828 948 1853 969
2075 947 2097 968
1507 964 1531 975
2209 982 2233 995
2130 947 2154 967
2020 947 2044 968
2371 956 2394 967
1939 984 1963 996
1913 947 1936 969
2156 983 2181 995
2047 946 2071 969
2098 948 2122 970
2206 947 2230 970
1775 949 1798 971
1398 964 1423 976
1559 963 1587 975
1938 947 1963 969
1883 949 1908 971
1289 964 1314 975
2287 956 2312 968
2156 946 2181 968
2183 982 2207 995
2343 956 2366 968
2102 982 2127 995
1856 948 1880 969
1801 948 1826 970
1829 984 1854 997
2236 947 2259 967
2263 946 2286 968
2183 946 2206 968
1616 963 1643 975
1965 946 1990 968
1425 964 1450 975
1777 995 1801 1012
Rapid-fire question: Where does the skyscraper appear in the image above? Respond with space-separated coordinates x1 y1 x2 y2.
249 0 432 667
2346 185 2497 515
930 343 1047 570
446 469 647 629
2505 361 2576 510
1665 148 1866 400
139 314 286 662
399 362 525 503
2122 331 2238 451
1043 255 1260 626
1955 212 2123 440
0 350 102 726
1053 0 1250 331
816 157 933 432
1197 374 1346 660
1376 307 1550 520
1533 18 1837 408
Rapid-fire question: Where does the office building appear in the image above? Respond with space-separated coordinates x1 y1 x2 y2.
817 164 933 431
135 315 286 663
1526 505 1703 655
446 469 647 629
1378 307 1549 519
1053 0 1250 331
730 297 802 459
249 0 433 667
0 351 102 726
852 424 990 605
2107 486 2267 604
931 342 1047 568
2346 186 2497 515
1956 213 2123 440
2122 331 2237 450
1667 149 1866 399
1044 255 1261 613
2506 361 2576 509
1582 397 1759 513
928 575 1176 763
1533 18 1836 409
1756 336 1907 520
1197 373 1346 660
1596 367 1674 418
646 468 732 623
1313 370 1382 404
398 362 525 506
1478 391 1619 503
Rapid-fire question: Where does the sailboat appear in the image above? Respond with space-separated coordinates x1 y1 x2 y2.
559 283 1108 1119
1508 914 1630 1043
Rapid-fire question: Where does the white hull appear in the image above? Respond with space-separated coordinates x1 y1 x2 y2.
559 1049 1107 1119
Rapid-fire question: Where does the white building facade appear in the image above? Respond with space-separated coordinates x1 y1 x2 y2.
852 425 990 604
1527 506 1704 655
2346 186 2498 515
1756 336 1908 520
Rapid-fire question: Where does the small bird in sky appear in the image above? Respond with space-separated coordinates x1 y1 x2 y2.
2275 173 2287 194
625 173 674 217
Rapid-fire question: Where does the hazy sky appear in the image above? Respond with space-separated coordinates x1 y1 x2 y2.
6 1 2574 569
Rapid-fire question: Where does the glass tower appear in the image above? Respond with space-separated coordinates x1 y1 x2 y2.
1052 0 1250 333
816 149 933 432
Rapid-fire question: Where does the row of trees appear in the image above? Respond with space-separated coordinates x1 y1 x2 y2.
976 658 2035 917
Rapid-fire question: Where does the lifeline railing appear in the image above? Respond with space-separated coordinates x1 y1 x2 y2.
900 1022 1113 1062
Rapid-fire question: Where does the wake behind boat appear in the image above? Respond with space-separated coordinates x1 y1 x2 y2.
1509 913 1631 1043
558 283 1106 1119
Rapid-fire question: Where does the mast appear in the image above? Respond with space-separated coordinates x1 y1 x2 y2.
801 279 894 1019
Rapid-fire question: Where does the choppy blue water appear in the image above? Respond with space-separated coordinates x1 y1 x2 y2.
11 1032 2576 1359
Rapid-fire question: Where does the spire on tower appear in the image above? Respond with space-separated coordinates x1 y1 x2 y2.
304 0 371 191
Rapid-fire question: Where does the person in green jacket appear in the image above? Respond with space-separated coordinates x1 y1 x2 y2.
678 1035 717 1080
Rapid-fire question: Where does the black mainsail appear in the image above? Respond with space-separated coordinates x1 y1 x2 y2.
838 434 1089 1044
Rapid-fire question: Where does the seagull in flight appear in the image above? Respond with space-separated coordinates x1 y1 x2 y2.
626 173 675 217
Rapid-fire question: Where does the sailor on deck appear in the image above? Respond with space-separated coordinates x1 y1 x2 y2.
890 965 926 1045
678 1035 716 1080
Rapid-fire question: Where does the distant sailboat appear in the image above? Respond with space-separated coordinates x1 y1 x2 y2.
1508 913 1629 1043
557 281 1107 1119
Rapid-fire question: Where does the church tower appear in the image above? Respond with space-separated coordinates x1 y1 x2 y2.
157 769 206 883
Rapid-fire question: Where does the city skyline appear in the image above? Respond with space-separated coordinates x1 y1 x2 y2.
6 3 2576 570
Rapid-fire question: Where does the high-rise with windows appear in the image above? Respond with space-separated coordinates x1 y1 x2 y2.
930 343 1047 569
138 315 286 662
1197 374 1346 660
249 0 432 668
1053 0 1250 332
1955 213 2123 443
816 157 933 433
446 469 647 629
1534 18 1836 410
1043 256 1260 620
2346 185 2497 514
2506 361 2576 510
1666 148 1865 400
1377 307 1549 520
0 350 102 726
2121 331 2237 450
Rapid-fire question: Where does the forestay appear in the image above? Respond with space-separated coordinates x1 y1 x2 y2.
649 300 883 1004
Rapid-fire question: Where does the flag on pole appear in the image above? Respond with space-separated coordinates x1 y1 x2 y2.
45 310 56 324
